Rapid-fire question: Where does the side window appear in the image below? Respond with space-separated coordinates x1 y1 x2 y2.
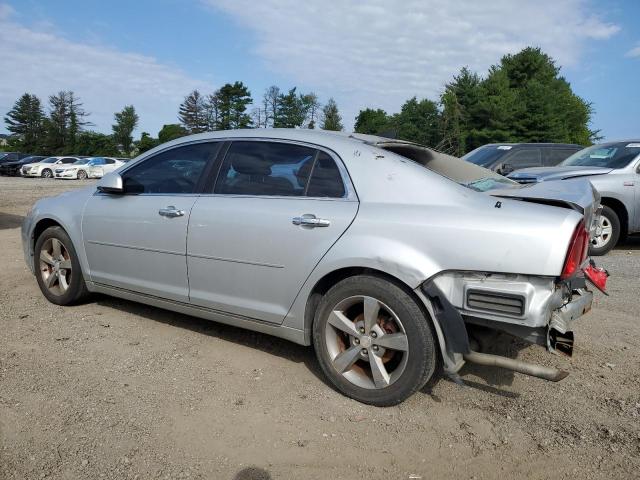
61 158 76 164
123 142 219 194
214 141 316 196
546 148 578 166
307 152 346 198
105 159 115 164
505 149 542 168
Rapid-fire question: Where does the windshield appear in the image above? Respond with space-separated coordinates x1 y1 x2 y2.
41 157 58 163
462 145 511 167
561 142 640 168
87 158 105 165
72 159 90 165
464 176 521 192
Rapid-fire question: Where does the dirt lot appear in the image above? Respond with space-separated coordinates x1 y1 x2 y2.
1 176 639 480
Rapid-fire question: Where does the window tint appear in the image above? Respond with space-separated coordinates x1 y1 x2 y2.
215 141 316 196
61 158 77 164
505 149 542 168
123 142 218 194
546 148 578 166
105 158 115 164
307 152 345 198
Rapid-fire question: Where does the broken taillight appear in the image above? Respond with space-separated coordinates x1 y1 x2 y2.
560 220 589 280
583 260 609 294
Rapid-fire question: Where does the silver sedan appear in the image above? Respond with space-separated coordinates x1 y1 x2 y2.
22 129 607 405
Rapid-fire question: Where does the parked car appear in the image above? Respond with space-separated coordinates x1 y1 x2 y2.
0 152 28 164
0 155 45 176
463 143 583 175
22 156 79 178
509 140 640 255
54 157 124 180
22 129 607 406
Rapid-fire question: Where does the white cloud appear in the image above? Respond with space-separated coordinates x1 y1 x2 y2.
206 0 619 126
0 5 211 136
625 44 640 58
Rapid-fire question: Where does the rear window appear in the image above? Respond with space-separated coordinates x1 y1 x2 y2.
462 146 511 167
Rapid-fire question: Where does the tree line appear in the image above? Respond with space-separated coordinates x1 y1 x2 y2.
3 47 596 158
354 47 598 156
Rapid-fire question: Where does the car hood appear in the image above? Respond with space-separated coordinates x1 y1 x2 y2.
508 166 612 182
489 178 600 237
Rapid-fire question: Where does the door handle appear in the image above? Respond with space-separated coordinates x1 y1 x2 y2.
158 206 185 218
292 214 330 228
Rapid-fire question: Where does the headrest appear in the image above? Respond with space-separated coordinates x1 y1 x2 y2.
230 152 270 176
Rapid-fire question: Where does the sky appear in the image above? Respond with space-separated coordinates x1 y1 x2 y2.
0 0 638 141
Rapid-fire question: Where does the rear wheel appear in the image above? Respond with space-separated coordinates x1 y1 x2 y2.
34 226 89 305
590 206 620 256
313 275 437 406
41 168 53 178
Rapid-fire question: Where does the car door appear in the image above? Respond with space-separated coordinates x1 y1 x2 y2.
187 140 359 324
82 141 220 302
501 148 542 173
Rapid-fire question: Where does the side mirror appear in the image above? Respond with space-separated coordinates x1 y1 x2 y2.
96 172 124 194
500 163 514 175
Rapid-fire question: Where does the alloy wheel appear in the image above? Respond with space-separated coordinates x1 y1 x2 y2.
77 170 87 180
42 169 52 178
39 238 72 295
592 215 613 249
324 295 409 389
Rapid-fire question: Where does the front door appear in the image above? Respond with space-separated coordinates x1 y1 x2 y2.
187 140 358 324
82 141 220 302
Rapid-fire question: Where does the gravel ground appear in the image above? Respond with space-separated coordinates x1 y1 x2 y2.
1 177 639 480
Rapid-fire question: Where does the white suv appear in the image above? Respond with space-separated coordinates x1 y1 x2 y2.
22 156 79 178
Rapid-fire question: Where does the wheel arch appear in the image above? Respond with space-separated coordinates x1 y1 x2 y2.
301 266 448 369
32 217 65 250
600 197 628 237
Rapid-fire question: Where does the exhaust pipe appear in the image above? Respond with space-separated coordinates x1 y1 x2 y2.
463 350 569 382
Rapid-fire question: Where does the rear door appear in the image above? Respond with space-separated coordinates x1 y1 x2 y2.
187 140 358 324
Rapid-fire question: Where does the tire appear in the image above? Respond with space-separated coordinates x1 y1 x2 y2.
34 226 89 305
41 168 53 178
77 170 87 180
312 275 437 406
589 206 620 256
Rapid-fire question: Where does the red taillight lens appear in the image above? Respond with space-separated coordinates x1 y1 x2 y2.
561 221 589 280
583 262 609 294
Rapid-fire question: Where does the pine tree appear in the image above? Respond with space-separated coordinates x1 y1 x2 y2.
46 91 89 154
321 98 343 131
4 93 46 152
178 90 208 133
112 105 139 155
216 82 253 130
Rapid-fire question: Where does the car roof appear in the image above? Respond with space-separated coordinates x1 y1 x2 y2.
480 143 583 148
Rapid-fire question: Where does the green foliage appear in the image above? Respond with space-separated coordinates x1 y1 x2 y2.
179 90 208 133
321 98 343 131
112 105 139 155
440 48 597 154
158 124 188 144
4 93 46 152
354 108 391 135
215 81 253 130
391 97 440 147
135 132 159 154
45 91 89 154
73 131 119 156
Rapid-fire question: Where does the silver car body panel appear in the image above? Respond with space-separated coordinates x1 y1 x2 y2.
22 129 596 366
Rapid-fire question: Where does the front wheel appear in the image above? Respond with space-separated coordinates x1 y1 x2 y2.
41 168 53 178
313 275 437 406
34 226 89 305
77 169 87 180
590 206 620 256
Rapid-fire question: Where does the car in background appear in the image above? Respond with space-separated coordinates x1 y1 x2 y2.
21 129 607 405
0 152 29 164
463 143 583 175
22 156 79 178
509 140 640 255
0 155 46 176
54 157 122 180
